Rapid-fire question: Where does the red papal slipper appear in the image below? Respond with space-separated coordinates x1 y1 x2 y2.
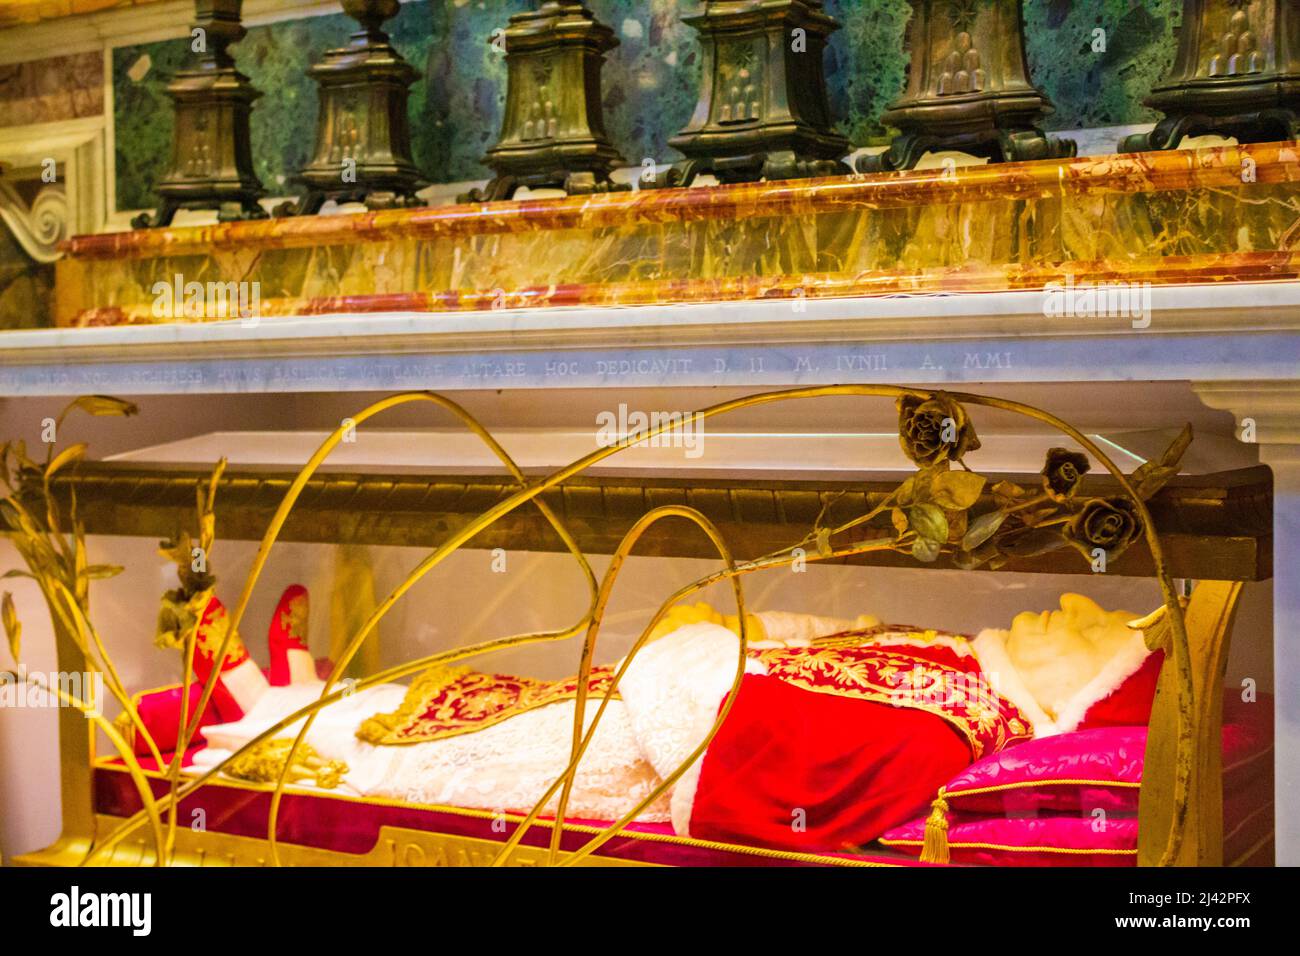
191 595 268 722
268 584 315 686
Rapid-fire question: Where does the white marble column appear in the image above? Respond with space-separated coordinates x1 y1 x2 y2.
1196 382 1300 865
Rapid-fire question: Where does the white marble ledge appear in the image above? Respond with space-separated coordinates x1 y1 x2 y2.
1 283 1299 396
3 281 1300 360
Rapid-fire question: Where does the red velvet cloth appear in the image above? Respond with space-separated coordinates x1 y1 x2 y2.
688 673 973 853
92 765 923 867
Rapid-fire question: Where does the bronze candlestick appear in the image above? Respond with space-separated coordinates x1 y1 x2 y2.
132 0 266 228
859 0 1073 173
464 1 626 202
282 0 425 215
653 0 850 187
1121 0 1300 152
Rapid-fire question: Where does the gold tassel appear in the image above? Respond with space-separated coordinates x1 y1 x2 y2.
920 790 950 864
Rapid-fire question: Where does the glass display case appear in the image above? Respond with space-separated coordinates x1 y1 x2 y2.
0 0 1294 877
0 367 1280 868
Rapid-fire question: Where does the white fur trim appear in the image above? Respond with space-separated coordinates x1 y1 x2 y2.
972 629 1058 737
1051 630 1152 734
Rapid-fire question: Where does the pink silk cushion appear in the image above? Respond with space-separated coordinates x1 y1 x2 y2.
123 683 222 754
937 726 1146 816
922 693 1272 817
883 816 1139 866
878 694 1273 866
122 660 333 755
880 773 1271 866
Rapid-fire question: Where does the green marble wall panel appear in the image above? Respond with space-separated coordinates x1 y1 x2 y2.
825 0 913 147
1025 0 1184 132
422 0 525 183
112 0 1185 213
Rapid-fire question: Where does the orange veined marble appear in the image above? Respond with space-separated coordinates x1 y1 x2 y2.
54 141 1300 328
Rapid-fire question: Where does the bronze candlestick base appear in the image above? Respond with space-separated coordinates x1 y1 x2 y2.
651 0 850 188
462 2 626 202
132 0 266 228
1120 0 1300 152
280 0 425 216
858 0 1073 173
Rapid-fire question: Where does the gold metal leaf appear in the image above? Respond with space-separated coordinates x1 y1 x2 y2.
930 470 986 510
908 503 949 546
2 592 20 662
44 443 87 480
59 395 139 420
961 509 1006 551
1130 424 1194 500
1127 598 1186 652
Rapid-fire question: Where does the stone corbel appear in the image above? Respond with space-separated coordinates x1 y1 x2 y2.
0 176 68 264
0 116 106 250
1194 382 1300 449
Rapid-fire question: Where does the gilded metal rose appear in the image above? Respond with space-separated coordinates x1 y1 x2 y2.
1065 497 1142 559
897 394 981 467
1040 448 1090 501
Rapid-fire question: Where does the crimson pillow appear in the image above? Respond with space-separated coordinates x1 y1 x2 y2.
118 683 221 755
